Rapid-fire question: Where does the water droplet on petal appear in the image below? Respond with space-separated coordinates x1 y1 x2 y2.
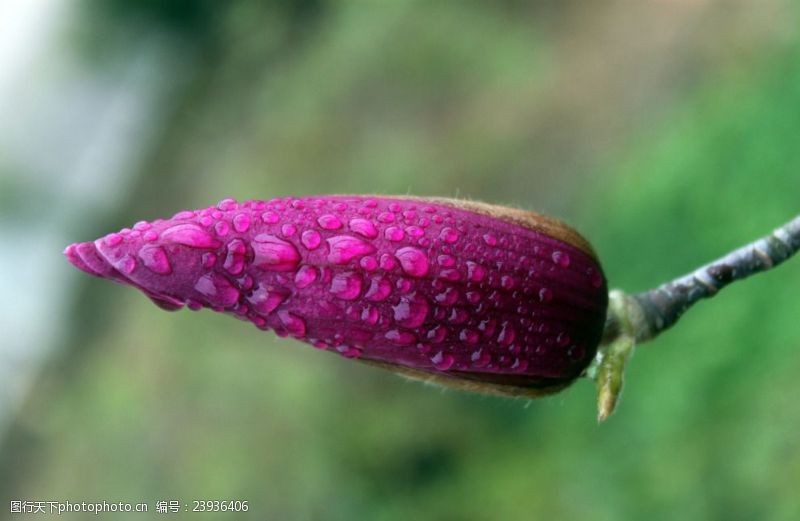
252 234 301 271
327 235 376 264
163 224 221 249
426 325 448 343
223 238 247 275
459 329 480 344
115 255 136 274
396 247 429 277
279 310 306 338
217 198 237 211
318 214 343 230
500 275 516 290
483 233 497 246
103 233 123 247
434 287 459 305
498 322 516 346
552 250 571 268
556 332 571 347
431 351 455 371
233 213 251 233
379 254 398 271
294 265 318 288
386 330 416 345
214 221 230 237
281 224 297 237
195 273 240 308
365 276 393 302
470 348 492 368
466 261 486 282
261 211 280 224
138 245 172 274
301 230 322 250
348 218 378 238
361 306 379 325
377 212 395 223
202 252 217 268
439 227 459 244
330 271 363 300
247 284 290 315
392 292 429 328
385 226 405 242
538 287 553 303
360 256 378 271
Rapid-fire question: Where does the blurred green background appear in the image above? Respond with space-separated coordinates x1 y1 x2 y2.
1 1 799 520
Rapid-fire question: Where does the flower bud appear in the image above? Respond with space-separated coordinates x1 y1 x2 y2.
65 196 607 397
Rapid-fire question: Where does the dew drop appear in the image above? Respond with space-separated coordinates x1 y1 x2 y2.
437 254 455 267
483 233 497 246
379 253 398 271
386 330 416 345
426 325 447 343
460 329 480 344
294 265 318 288
223 238 247 275
133 221 151 231
162 224 220 248
388 202 402 213
281 224 297 237
103 233 123 247
327 235 377 264
395 247 429 277
279 310 306 338
217 198 237 211
439 227 459 244
538 287 553 303
448 308 469 324
348 218 378 238
115 255 136 274
552 250 571 268
365 276 392 302
438 268 461 282
360 256 378 272
466 261 486 282
392 292 429 328
202 252 217 268
252 234 301 271
385 226 405 242
377 212 395 223
195 273 240 308
173 210 194 220
470 348 492 368
434 287 459 305
247 284 290 315
511 358 529 373
361 306 379 325
431 351 455 371
301 230 322 250
465 291 482 304
498 322 516 346
233 213 251 233
405 226 424 238
138 245 172 274
477 318 496 336
330 271 363 300
500 275 516 290
214 221 230 237
318 214 342 230
261 211 280 224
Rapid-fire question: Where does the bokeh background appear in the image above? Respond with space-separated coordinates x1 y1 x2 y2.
1 1 799 519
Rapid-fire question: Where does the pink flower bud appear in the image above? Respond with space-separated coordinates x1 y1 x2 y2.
65 196 607 396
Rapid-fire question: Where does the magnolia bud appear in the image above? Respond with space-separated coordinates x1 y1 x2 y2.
65 196 607 397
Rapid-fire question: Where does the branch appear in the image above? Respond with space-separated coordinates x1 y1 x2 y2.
593 213 800 422
631 214 800 342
